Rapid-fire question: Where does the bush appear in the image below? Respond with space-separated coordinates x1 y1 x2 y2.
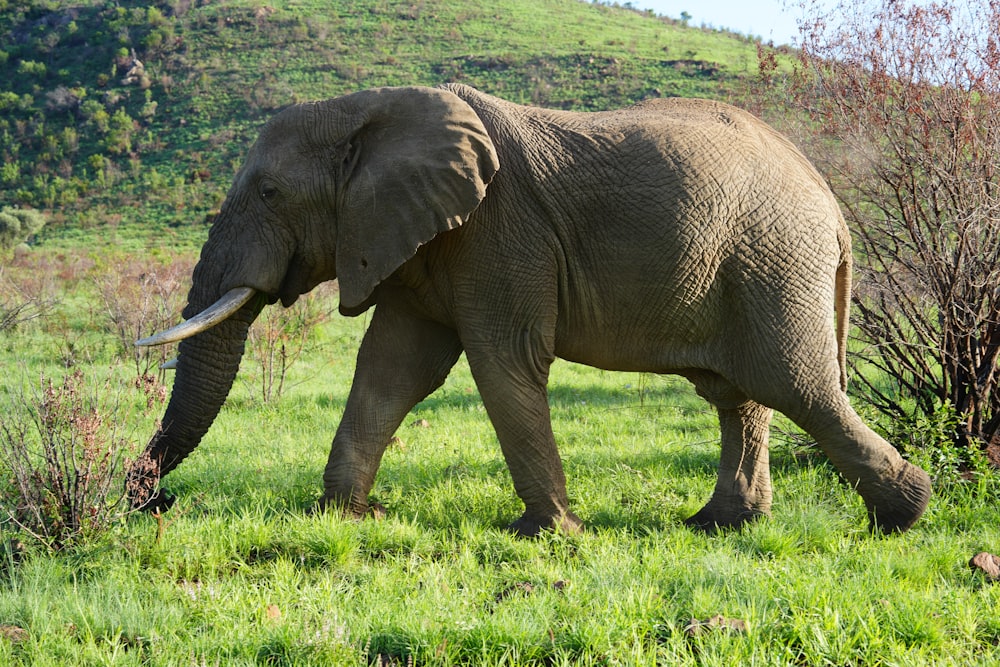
93 253 195 383
0 370 153 549
0 274 49 333
885 402 990 487
756 0 1000 457
0 206 46 253
244 283 337 403
0 254 44 334
16 60 46 77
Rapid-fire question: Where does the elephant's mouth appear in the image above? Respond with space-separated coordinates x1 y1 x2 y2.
277 268 306 308
276 250 327 308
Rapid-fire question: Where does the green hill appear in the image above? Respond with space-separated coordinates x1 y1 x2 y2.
0 0 763 249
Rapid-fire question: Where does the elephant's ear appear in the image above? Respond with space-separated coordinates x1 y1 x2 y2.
318 86 499 314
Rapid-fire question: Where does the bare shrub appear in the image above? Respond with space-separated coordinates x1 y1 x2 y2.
756 0 1000 459
0 370 155 549
0 252 59 334
0 274 50 333
93 253 196 385
244 282 338 403
0 250 95 367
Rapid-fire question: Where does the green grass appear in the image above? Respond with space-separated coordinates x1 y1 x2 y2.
1 284 999 664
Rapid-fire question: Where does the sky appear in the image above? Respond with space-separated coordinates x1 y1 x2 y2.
635 0 806 46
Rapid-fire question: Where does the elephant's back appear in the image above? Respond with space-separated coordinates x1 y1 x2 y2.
630 97 838 213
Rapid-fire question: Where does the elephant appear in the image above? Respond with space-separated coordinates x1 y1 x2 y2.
130 83 932 536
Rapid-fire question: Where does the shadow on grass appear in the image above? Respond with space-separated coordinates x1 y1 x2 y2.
363 442 722 535
404 372 705 413
155 374 836 537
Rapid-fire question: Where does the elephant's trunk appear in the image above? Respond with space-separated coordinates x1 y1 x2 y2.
127 277 265 509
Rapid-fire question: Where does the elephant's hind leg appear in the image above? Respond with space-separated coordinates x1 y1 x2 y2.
737 337 931 533
779 393 931 533
684 372 774 531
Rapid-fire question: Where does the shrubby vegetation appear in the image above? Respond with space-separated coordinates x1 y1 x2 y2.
0 370 148 549
93 252 193 380
0 0 753 239
244 282 338 404
757 0 1000 465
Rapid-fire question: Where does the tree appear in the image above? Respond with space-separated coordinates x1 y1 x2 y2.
759 0 1000 458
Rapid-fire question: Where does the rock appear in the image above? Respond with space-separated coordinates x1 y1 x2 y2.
0 625 28 644
969 552 1000 580
684 615 748 637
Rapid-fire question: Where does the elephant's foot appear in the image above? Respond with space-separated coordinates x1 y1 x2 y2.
125 452 170 511
684 503 769 533
862 461 931 534
507 510 583 538
133 489 176 514
315 495 385 521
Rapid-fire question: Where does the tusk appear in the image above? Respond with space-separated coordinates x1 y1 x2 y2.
136 286 257 347
160 358 178 370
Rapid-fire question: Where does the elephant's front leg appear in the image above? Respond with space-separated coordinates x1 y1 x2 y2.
464 338 583 537
685 400 774 531
321 304 462 518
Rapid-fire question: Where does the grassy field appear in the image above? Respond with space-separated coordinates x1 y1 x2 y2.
3 1 1000 665
1 249 1000 665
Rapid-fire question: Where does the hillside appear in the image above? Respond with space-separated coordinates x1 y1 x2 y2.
0 0 763 249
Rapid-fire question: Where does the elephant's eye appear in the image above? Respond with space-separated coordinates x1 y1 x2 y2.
259 183 279 201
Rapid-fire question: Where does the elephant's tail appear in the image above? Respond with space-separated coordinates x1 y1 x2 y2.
835 237 852 393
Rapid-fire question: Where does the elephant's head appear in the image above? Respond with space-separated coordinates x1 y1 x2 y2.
128 87 499 507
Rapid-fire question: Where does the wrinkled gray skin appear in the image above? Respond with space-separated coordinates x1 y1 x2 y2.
129 84 931 536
